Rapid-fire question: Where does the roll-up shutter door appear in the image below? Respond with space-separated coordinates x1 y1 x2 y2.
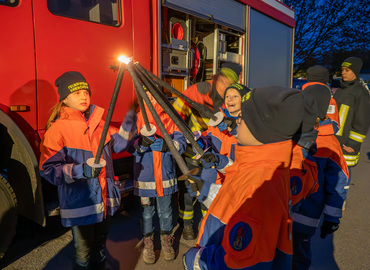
162 0 245 32
248 8 293 88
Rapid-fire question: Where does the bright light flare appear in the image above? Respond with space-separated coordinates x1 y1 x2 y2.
118 55 130 64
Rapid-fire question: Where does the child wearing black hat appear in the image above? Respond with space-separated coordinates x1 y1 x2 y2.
183 86 305 269
303 65 340 132
292 84 349 270
39 71 136 269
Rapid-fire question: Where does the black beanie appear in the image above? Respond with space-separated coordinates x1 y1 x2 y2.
224 83 251 99
301 95 319 133
342 57 363 77
240 86 304 144
220 62 242 83
306 65 329 84
55 71 91 101
302 84 331 120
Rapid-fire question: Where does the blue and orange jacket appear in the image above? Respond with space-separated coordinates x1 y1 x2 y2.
184 141 294 270
39 105 130 227
290 143 318 206
292 118 349 235
127 103 186 198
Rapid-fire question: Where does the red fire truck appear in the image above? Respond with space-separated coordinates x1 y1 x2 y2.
0 0 295 259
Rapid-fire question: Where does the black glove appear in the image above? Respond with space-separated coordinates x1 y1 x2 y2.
201 153 217 169
223 117 237 130
141 135 155 147
320 220 339 239
83 163 103 178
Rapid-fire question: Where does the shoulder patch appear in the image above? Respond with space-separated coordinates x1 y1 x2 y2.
196 82 212 94
229 222 252 251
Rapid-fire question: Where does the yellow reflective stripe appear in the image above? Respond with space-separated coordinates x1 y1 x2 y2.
201 209 207 217
178 209 194 220
344 152 360 166
349 131 366 143
337 104 350 136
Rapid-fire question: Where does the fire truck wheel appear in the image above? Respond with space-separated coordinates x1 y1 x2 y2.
0 175 18 261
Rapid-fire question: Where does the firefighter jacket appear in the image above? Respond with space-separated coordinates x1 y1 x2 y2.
39 105 129 227
184 141 294 270
334 78 370 167
203 125 237 185
127 103 186 198
292 119 349 236
302 82 340 129
290 143 318 206
173 81 223 133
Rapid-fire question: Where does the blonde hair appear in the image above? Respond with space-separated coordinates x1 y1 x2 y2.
45 101 64 131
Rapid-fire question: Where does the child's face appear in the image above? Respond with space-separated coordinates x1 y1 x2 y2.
341 67 356 82
146 91 157 105
236 116 262 146
64 89 90 113
225 89 241 116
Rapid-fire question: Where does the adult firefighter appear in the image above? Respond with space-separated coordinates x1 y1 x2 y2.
334 57 370 169
173 62 242 240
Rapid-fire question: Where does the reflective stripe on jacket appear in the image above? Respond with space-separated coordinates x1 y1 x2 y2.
39 105 129 227
129 103 186 197
184 141 294 270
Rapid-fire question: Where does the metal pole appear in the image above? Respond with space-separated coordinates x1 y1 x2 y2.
134 64 205 156
136 63 219 121
94 63 126 165
126 61 196 177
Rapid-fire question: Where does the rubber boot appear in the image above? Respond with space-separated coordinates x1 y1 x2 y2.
183 225 195 240
142 233 155 264
160 232 175 261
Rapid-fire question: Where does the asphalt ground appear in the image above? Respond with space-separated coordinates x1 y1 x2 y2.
1 132 370 269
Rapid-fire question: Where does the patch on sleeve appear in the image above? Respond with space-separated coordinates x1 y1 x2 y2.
327 104 335 114
229 222 252 251
290 176 302 196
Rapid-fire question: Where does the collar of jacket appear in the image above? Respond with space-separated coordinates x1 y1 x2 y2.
234 140 293 167
60 105 104 137
340 77 359 88
316 118 334 136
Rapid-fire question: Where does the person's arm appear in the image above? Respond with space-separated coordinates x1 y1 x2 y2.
345 89 370 152
40 131 90 185
321 156 349 235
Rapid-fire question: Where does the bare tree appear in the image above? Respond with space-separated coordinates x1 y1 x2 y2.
284 0 370 75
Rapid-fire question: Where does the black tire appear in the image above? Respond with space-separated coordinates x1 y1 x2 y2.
0 175 18 260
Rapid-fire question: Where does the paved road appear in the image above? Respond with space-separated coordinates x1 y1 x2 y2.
1 133 370 270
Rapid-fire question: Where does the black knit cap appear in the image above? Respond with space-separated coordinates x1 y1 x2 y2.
302 84 331 120
224 83 251 99
55 71 91 101
220 62 242 83
342 57 363 77
240 86 304 144
306 65 329 84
